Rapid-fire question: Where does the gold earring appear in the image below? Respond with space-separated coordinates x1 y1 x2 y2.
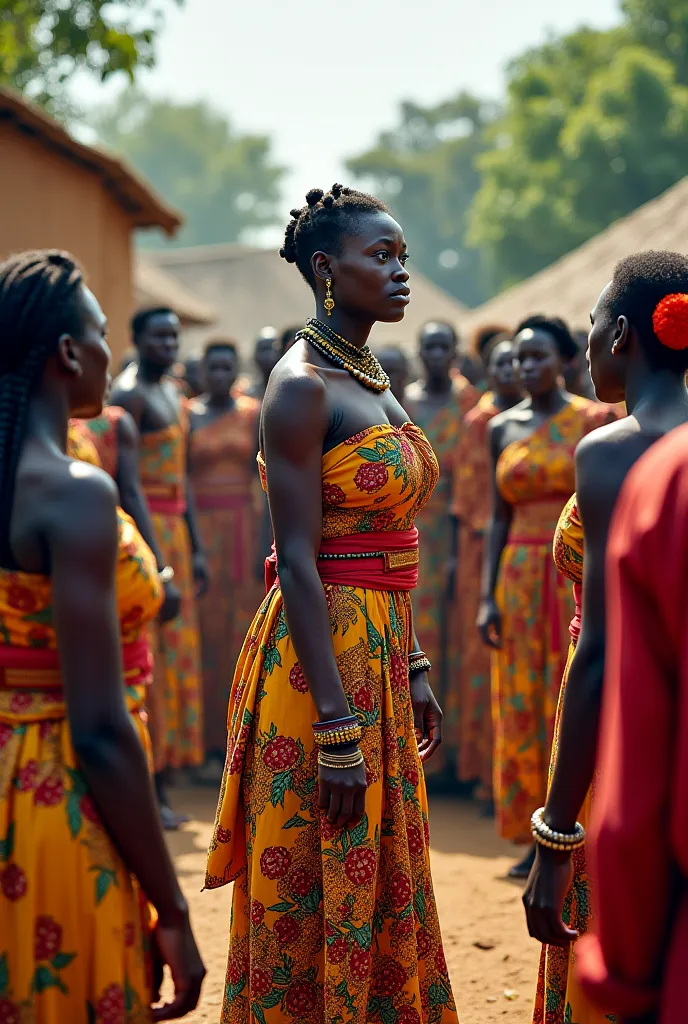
324 278 335 317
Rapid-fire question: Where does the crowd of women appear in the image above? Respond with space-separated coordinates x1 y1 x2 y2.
1 182 687 1024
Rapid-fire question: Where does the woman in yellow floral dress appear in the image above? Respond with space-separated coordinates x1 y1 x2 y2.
0 250 204 1022
478 315 617 877
523 254 688 1022
207 186 458 1024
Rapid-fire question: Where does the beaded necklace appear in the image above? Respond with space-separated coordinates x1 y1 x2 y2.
297 318 390 393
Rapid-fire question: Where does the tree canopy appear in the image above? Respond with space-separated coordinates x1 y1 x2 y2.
94 91 285 248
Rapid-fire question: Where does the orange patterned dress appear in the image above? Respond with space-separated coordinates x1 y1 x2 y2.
206 424 459 1024
0 510 162 1023
408 377 479 756
139 407 203 770
189 397 263 757
533 497 614 1024
493 397 616 841
82 405 128 479
448 391 500 797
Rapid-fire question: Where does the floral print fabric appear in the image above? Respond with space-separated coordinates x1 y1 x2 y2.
493 397 617 841
206 423 459 1024
0 510 162 1023
533 497 615 1024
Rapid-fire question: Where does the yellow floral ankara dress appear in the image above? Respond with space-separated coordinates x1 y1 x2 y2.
493 396 616 842
533 496 615 1024
0 509 162 1024
206 423 459 1024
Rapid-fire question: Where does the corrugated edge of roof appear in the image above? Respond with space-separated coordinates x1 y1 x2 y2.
0 87 182 236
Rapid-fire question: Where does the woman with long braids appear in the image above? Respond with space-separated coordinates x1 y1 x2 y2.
206 186 457 1024
0 251 204 1022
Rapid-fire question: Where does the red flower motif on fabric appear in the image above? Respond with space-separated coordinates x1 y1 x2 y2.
399 1007 421 1024
95 983 126 1023
344 847 377 886
328 936 348 964
424 819 431 848
349 946 372 982
27 626 50 648
251 965 272 997
319 815 340 843
0 999 21 1024
415 928 432 960
353 685 374 713
289 664 308 694
274 914 301 946
120 605 144 631
35 916 62 960
373 957 407 997
34 775 64 807
393 915 415 940
0 724 13 749
228 744 245 776
16 759 38 792
216 825 232 844
323 483 346 507
370 509 395 531
9 693 32 715
226 956 246 987
406 824 424 858
285 981 317 1017
435 946 448 975
402 767 419 788
250 900 265 927
389 870 412 910
354 463 389 494
344 430 372 445
6 583 37 613
80 795 101 826
263 736 299 772
287 865 317 899
260 846 291 880
1 864 27 901
389 651 407 692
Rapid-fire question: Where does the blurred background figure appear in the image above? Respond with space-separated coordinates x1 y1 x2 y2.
375 344 411 404
448 336 521 813
183 352 205 399
189 340 262 782
239 327 280 401
280 325 300 356
405 320 480 780
469 324 512 389
565 330 596 399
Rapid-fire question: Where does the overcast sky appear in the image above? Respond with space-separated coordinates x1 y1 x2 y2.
83 0 621 208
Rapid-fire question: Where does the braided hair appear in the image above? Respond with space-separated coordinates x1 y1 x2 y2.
279 184 388 288
0 250 84 563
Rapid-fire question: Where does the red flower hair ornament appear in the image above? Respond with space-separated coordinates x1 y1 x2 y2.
652 293 688 350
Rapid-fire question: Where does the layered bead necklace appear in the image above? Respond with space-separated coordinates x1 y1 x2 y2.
297 318 390 393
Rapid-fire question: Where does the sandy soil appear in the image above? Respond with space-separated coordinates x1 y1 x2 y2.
166 788 539 1024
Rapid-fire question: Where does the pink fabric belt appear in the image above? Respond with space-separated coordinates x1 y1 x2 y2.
147 497 187 516
194 492 252 511
0 634 154 688
265 528 420 594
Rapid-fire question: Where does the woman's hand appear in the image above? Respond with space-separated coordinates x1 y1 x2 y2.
159 579 181 624
477 597 502 649
409 672 442 763
318 752 367 829
522 845 578 947
192 552 210 598
152 912 206 1021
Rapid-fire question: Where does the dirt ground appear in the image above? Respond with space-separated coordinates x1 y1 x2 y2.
166 788 539 1024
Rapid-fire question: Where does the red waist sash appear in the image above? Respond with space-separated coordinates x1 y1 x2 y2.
265 528 419 594
0 634 154 689
142 482 187 517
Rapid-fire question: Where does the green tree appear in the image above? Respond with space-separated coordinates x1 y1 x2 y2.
623 0 688 84
468 31 688 290
346 93 497 307
94 90 285 247
0 0 176 113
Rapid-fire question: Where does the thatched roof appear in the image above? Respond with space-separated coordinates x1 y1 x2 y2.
0 87 181 235
147 243 467 360
135 257 215 327
461 176 688 335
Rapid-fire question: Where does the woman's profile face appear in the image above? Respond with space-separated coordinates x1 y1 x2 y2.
326 211 411 324
69 284 111 419
515 328 561 397
588 282 626 404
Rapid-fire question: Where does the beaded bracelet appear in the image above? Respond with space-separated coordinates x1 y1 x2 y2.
313 715 362 748
409 655 432 676
318 749 365 770
531 807 586 851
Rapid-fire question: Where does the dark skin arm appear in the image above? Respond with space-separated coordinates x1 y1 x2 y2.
183 423 210 597
523 433 646 947
48 469 205 1019
477 419 513 648
115 411 181 623
264 371 367 828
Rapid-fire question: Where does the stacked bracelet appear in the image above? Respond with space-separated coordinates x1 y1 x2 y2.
531 807 586 851
313 715 362 748
318 748 364 770
409 650 432 676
